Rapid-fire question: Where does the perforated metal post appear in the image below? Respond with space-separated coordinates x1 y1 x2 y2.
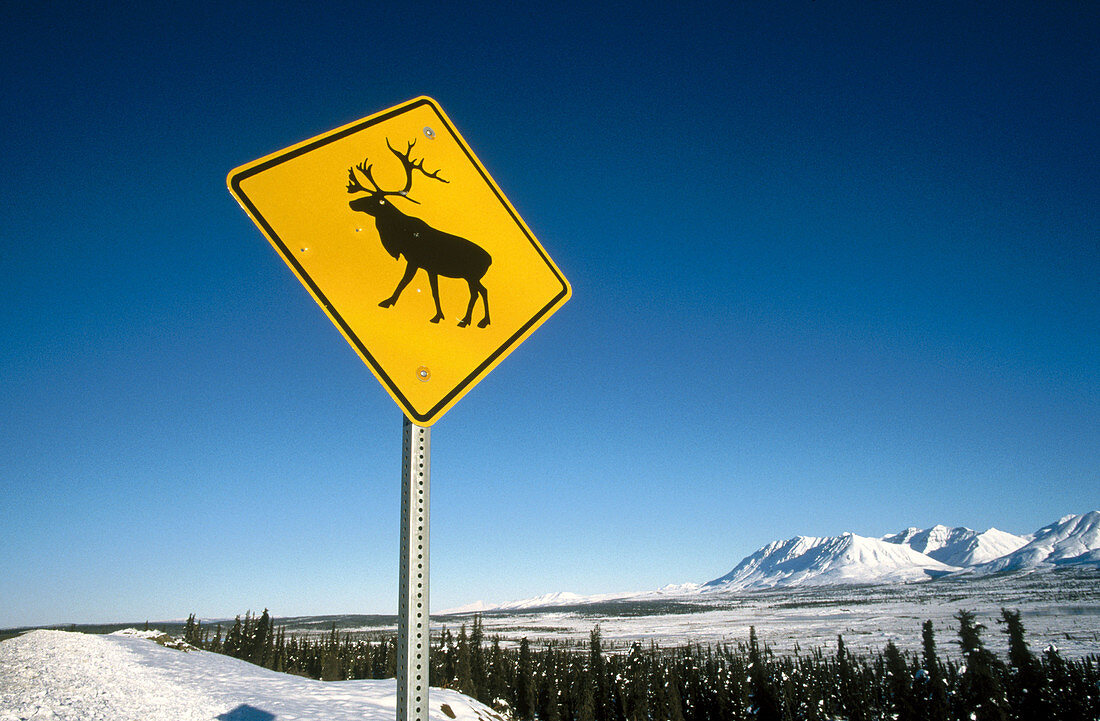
398 416 430 721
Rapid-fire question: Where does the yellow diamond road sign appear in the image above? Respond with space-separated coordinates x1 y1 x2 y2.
228 97 571 425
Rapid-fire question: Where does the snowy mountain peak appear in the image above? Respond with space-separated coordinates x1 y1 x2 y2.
703 533 958 591
702 513 1089 594
973 511 1100 573
882 523 1029 567
882 527 923 545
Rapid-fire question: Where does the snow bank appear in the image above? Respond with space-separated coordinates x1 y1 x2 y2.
0 630 503 721
111 628 172 640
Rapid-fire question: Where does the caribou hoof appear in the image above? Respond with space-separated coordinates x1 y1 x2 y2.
379 299 395 308
477 318 490 328
457 319 470 328
430 315 443 324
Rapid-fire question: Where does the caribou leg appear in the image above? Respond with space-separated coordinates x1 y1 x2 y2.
458 282 474 327
380 262 418 308
428 273 444 324
477 284 490 328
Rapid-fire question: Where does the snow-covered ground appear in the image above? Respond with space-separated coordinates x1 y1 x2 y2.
0 629 500 721
3 576 1097 720
444 567 1100 659
265 567 1100 660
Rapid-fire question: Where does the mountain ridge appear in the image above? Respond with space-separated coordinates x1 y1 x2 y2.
706 512 1096 590
964 510 1100 574
701 533 959 591
880 524 1030 566
447 511 1100 614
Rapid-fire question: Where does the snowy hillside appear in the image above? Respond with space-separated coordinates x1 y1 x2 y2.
443 584 703 614
0 629 501 721
451 591 636 612
970 511 1100 573
701 533 958 590
882 525 1030 566
443 591 635 614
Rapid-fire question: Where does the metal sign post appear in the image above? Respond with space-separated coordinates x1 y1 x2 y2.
229 97 570 721
397 416 430 721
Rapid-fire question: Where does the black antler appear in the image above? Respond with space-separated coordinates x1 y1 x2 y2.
346 161 381 195
346 139 447 199
387 139 449 196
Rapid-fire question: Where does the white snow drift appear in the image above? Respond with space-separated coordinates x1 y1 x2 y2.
0 628 501 721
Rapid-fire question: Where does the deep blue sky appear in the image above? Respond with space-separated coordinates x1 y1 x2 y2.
2 2 1097 628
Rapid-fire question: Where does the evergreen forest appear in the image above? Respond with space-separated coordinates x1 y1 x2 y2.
181 608 1100 721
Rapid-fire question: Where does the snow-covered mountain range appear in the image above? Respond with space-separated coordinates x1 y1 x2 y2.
701 512 1098 592
881 525 1029 567
453 511 1100 612
965 512 1100 573
702 533 961 590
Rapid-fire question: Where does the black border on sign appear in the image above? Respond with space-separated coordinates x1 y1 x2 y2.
229 98 570 425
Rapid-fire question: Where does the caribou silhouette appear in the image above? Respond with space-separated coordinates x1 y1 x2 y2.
347 139 491 328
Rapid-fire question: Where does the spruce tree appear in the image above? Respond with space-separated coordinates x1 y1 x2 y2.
250 608 271 666
836 635 867 721
663 660 686 721
242 611 254 659
541 646 562 721
273 626 286 673
590 625 609 721
184 614 196 645
748 627 783 721
487 636 508 706
454 624 475 697
712 646 733 720
623 643 649 721
916 620 949 721
224 616 243 659
577 673 597 721
999 608 1047 720
1043 645 1089 721
470 615 487 702
956 610 1008 721
386 636 398 678
884 640 918 721
794 652 826 721
320 622 341 681
440 627 456 687
515 637 535 721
